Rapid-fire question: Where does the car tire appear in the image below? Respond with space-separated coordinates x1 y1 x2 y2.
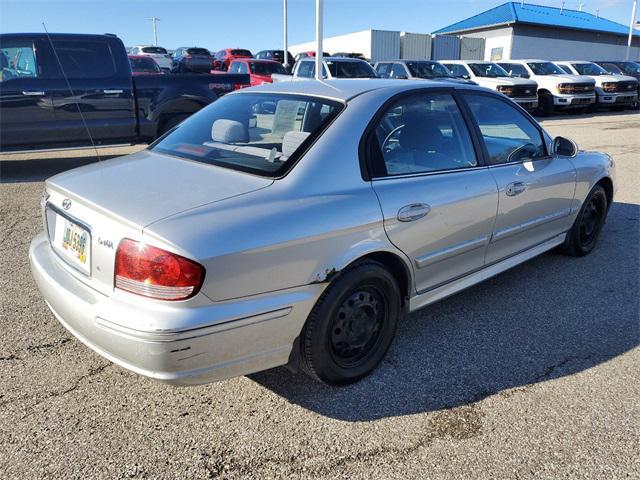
561 184 608 257
538 92 555 116
300 260 401 386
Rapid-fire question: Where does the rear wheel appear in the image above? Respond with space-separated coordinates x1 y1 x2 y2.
300 260 401 386
562 184 608 257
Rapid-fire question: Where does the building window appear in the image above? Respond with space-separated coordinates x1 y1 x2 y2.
490 47 503 61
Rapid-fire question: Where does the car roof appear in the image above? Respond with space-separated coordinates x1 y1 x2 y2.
558 60 593 63
299 57 368 63
235 78 478 102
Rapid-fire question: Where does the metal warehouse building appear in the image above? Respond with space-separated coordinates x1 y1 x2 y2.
433 1 640 61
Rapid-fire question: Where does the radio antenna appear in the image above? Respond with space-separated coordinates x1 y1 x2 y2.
42 22 102 161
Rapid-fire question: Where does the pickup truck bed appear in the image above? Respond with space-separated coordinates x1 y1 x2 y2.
0 33 249 152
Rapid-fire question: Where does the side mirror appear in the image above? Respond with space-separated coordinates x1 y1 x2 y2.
553 136 578 157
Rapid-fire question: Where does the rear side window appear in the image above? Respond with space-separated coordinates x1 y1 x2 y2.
447 64 470 78
371 93 478 176
375 63 391 78
51 40 116 78
464 93 546 165
326 60 377 78
0 40 40 81
390 63 407 79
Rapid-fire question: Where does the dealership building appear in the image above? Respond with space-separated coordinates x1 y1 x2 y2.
433 1 640 61
289 1 639 62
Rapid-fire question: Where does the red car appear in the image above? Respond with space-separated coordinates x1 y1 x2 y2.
224 59 288 86
128 55 163 75
212 48 253 71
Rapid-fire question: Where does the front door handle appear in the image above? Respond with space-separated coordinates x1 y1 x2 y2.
22 90 46 96
103 89 123 94
506 181 527 196
397 203 431 222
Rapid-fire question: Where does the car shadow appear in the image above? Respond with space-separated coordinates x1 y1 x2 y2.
250 201 639 421
535 109 639 121
0 154 110 183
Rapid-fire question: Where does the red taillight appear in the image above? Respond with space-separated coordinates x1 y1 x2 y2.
233 83 250 90
114 238 204 301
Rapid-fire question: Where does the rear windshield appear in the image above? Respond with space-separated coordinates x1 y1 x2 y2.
141 46 167 54
326 60 377 78
406 61 451 78
250 62 287 75
186 48 210 56
151 93 344 177
129 56 161 73
527 62 565 75
468 63 509 77
232 49 252 57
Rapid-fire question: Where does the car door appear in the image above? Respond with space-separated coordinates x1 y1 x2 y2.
45 37 137 145
367 91 498 293
462 92 576 264
0 36 58 149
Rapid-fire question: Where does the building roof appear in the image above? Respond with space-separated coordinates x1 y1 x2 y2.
433 2 640 37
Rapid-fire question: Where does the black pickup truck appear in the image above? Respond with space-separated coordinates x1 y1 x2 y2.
0 33 249 152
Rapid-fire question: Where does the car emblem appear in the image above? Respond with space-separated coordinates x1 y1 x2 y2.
62 199 72 210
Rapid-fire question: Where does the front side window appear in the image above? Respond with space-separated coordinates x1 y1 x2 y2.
0 40 39 81
372 93 478 176
600 63 623 74
447 64 470 78
464 93 546 165
500 63 530 78
151 93 343 177
527 62 566 75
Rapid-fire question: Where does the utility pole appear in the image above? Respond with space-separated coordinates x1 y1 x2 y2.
627 0 638 60
146 16 160 46
315 0 323 79
283 0 289 69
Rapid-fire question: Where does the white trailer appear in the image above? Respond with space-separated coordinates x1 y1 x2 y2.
290 29 400 63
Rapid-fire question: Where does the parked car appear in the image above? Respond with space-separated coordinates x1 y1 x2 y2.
554 61 638 111
293 51 330 64
129 45 172 72
254 49 294 66
171 47 214 73
30 79 615 386
592 60 640 109
272 57 378 82
497 60 595 115
225 58 287 86
441 60 538 112
332 52 368 61
0 33 249 151
212 48 253 71
374 59 476 85
128 55 163 76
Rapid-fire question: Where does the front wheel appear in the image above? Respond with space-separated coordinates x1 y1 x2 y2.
300 260 401 386
562 184 608 257
537 92 555 116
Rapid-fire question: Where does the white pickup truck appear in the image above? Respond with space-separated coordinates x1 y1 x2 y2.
497 60 596 115
441 60 538 112
554 61 638 111
271 57 378 82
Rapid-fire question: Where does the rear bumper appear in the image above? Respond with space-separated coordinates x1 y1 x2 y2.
29 232 324 385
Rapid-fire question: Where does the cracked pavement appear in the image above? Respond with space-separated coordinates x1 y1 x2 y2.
1 112 639 479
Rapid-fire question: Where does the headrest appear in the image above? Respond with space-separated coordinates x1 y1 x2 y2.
211 119 249 144
281 131 310 157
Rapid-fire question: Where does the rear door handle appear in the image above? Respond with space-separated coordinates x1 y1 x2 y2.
506 182 527 196
103 89 123 94
397 203 431 222
22 90 46 96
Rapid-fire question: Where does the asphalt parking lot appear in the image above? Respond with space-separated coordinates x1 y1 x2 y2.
1 111 638 479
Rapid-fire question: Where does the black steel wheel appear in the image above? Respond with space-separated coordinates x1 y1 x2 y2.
300 260 401 386
562 184 608 257
537 92 555 116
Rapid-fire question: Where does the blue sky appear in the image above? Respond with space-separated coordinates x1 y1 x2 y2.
0 0 635 51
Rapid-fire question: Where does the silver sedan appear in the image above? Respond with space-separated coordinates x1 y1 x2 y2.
30 79 615 386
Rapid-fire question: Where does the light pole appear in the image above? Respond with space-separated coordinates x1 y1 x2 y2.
283 0 289 69
627 0 638 61
315 0 323 79
146 16 160 46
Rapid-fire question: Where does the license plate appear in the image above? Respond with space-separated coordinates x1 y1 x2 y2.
51 212 90 275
